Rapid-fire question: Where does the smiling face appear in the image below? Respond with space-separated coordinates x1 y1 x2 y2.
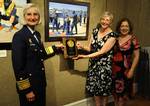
24 7 40 28
100 16 112 30
120 21 130 35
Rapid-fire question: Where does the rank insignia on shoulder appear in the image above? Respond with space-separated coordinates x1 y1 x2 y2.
45 46 54 55
17 78 31 90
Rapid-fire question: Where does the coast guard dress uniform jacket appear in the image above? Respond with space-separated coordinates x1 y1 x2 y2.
11 25 58 106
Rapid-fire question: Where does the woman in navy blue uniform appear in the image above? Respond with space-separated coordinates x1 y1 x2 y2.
11 3 62 106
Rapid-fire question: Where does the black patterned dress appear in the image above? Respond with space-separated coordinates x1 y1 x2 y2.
86 28 116 96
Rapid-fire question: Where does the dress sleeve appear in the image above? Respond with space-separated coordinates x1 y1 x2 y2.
132 35 140 49
92 27 99 37
109 32 118 38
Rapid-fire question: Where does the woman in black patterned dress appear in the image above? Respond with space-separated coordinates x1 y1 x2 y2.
74 12 116 106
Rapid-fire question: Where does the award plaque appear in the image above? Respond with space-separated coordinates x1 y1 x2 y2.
63 38 78 58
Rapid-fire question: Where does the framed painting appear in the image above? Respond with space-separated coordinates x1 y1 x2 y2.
44 0 90 41
0 0 30 50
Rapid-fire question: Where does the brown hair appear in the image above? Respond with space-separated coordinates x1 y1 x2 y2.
116 18 133 35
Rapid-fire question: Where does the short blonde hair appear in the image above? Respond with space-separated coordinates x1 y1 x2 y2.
100 11 113 22
20 3 41 25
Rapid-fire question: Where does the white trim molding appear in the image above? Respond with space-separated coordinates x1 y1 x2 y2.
64 96 114 106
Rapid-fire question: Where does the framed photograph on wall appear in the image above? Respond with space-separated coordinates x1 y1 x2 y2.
44 0 90 41
0 0 30 50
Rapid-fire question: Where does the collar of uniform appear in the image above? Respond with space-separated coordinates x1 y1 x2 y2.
27 26 35 34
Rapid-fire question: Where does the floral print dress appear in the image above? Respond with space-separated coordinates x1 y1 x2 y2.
86 28 116 96
112 35 140 97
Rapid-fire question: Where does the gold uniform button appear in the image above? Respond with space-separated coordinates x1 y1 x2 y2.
42 68 45 70
41 59 44 61
40 50 43 52
29 74 32 76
